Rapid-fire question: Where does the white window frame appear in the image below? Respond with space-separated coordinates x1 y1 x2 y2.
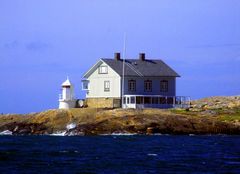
82 80 89 90
98 66 108 74
104 81 110 92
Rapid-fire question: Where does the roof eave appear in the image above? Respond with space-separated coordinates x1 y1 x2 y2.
82 59 104 78
119 74 181 77
101 59 121 77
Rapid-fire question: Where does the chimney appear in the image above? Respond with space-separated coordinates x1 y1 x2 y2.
139 53 145 61
114 52 121 61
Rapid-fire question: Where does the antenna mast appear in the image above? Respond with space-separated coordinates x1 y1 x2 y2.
122 33 126 108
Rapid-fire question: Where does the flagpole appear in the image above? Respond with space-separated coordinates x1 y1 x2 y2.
122 33 126 108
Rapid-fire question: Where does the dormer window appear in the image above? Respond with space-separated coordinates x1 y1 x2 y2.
160 80 168 92
98 66 108 74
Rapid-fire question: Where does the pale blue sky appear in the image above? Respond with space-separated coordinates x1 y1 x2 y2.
0 0 240 113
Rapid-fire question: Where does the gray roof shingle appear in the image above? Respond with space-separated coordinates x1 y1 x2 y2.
101 58 180 77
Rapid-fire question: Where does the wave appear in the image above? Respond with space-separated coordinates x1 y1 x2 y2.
66 123 76 130
50 131 67 136
100 133 172 136
101 133 137 136
0 130 12 135
152 133 163 136
147 153 158 156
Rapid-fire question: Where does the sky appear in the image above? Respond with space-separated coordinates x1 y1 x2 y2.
0 0 240 114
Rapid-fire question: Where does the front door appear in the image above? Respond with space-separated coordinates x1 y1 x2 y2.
124 96 136 109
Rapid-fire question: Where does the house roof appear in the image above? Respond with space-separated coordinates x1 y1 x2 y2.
101 58 180 77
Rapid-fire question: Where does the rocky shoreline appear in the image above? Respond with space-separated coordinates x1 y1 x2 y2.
0 96 240 136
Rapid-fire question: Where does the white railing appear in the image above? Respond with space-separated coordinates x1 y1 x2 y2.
122 95 191 109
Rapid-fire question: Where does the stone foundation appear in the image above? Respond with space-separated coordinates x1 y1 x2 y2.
86 98 121 108
59 100 76 109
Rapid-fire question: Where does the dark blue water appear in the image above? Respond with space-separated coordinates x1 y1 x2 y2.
0 135 240 174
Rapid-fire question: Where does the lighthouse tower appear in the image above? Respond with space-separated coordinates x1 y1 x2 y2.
58 77 76 109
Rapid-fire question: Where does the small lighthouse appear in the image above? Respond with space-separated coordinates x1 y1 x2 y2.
59 77 76 109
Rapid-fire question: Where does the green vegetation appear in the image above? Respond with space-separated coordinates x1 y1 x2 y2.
218 107 240 122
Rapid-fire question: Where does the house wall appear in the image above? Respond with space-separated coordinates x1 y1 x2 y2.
84 60 177 108
86 61 121 98
122 77 176 96
86 98 121 108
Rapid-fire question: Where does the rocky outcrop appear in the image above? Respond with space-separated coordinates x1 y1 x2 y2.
63 113 240 135
0 96 240 135
191 96 240 111
0 122 48 135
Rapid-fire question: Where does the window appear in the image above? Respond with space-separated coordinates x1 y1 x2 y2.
160 97 166 104
82 80 89 90
136 96 144 104
144 97 151 104
144 80 152 92
123 97 126 104
160 80 168 92
104 81 110 92
128 80 136 91
127 97 130 104
167 97 173 104
98 66 108 74
152 97 159 104
130 97 135 104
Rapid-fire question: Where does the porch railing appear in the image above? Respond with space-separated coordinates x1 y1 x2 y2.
122 95 190 109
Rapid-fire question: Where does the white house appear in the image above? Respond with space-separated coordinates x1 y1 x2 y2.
82 53 190 109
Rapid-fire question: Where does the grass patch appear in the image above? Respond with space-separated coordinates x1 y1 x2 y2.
219 114 240 122
217 108 240 122
170 108 197 116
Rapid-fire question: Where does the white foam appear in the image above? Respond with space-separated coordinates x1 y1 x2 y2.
101 132 137 136
50 131 67 136
59 150 68 153
152 133 163 136
68 131 84 136
59 150 79 153
147 153 158 156
66 123 76 130
0 130 12 135
112 132 137 136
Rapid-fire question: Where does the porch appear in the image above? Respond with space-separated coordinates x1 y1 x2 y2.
122 95 190 109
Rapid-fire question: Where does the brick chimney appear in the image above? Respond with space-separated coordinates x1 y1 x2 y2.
114 53 121 61
139 53 145 61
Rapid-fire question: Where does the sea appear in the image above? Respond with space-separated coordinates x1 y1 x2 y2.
0 135 240 174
